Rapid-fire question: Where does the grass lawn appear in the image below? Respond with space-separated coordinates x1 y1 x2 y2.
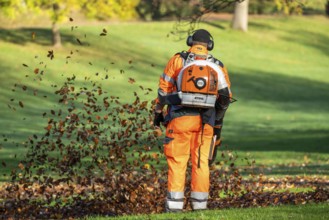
88 202 329 220
0 15 328 181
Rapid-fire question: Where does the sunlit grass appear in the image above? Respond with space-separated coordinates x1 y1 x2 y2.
88 202 329 220
1 15 329 181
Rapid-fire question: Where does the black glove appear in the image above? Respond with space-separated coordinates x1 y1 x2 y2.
153 111 164 127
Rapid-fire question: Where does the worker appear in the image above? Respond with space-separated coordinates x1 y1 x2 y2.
153 29 232 212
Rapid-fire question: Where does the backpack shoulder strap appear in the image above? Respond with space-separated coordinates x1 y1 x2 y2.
206 54 224 68
177 51 198 66
176 51 190 60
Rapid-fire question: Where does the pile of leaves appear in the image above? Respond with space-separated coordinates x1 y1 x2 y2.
2 67 168 218
1 24 328 219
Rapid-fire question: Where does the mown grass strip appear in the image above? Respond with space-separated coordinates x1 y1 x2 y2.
88 202 329 220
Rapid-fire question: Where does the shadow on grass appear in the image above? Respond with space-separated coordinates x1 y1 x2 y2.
0 27 77 46
228 131 328 154
231 69 329 112
248 21 275 30
225 68 329 153
283 29 329 57
259 164 329 176
204 21 227 30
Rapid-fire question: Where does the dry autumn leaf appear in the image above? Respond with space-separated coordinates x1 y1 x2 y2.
47 50 54 60
128 78 136 84
77 38 82 45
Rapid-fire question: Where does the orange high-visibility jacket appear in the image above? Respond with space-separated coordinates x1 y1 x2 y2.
155 44 231 126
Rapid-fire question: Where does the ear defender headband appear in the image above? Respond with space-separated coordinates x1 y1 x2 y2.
186 29 214 51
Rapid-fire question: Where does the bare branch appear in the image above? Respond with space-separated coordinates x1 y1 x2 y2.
170 0 241 40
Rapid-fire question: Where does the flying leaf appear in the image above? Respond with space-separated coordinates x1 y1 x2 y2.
128 78 136 84
77 38 82 45
100 28 107 36
34 68 39 74
47 50 54 60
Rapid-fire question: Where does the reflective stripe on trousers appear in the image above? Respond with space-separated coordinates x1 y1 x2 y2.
191 191 208 210
166 191 184 211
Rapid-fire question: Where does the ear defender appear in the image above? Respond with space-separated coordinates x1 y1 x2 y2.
186 35 193 47
186 30 214 51
207 39 214 51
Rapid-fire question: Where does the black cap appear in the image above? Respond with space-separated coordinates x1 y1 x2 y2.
192 29 212 43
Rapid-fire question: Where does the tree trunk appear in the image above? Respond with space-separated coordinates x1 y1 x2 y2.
52 22 61 47
52 3 61 47
151 0 162 20
231 0 249 32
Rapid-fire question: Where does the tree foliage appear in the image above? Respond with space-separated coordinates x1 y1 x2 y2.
135 0 198 21
274 0 303 14
0 0 140 21
81 0 140 20
0 0 140 46
0 0 79 22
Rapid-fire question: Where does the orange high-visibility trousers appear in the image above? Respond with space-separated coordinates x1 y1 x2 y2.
163 115 213 211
